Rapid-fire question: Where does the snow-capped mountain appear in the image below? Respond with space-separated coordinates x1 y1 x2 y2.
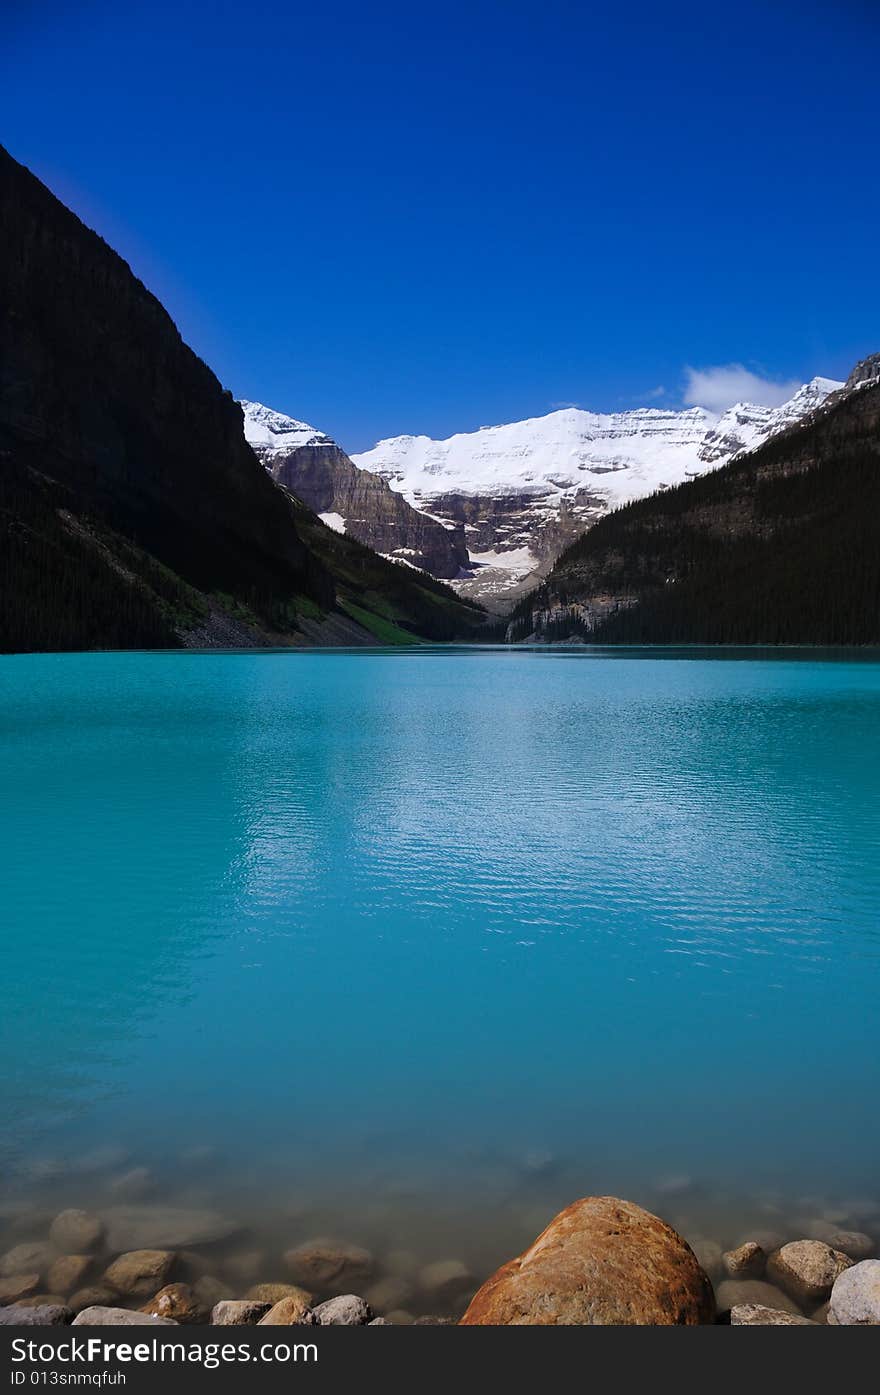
240 400 468 579
351 377 843 606
698 377 842 463
240 400 334 457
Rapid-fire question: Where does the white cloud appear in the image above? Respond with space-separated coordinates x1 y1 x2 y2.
645 385 666 400
683 363 801 413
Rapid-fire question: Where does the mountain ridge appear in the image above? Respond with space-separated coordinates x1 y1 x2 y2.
350 378 843 606
0 146 482 652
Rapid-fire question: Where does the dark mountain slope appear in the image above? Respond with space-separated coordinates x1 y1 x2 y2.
508 376 880 645
0 146 482 651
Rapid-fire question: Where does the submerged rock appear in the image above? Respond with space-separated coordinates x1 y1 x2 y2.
730 1304 815 1326
0 1274 40 1305
690 1240 723 1281
103 1249 175 1298
47 1255 94 1295
828 1259 880 1325
806 1225 875 1261
108 1168 154 1200
50 1210 105 1254
418 1259 475 1305
224 1250 265 1285
68 1286 119 1313
714 1279 801 1316
766 1241 852 1307
283 1240 373 1290
460 1196 715 1325
722 1243 766 1279
245 1282 311 1305
0 1242 53 1278
102 1206 237 1252
364 1277 415 1312
192 1276 233 1308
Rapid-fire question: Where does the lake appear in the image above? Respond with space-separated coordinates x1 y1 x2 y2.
1 647 878 1287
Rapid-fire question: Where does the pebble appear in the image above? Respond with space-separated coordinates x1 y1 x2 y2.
211 1300 271 1325
312 1294 372 1326
72 1306 178 1326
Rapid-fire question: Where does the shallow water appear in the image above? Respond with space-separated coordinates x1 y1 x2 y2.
1 647 879 1282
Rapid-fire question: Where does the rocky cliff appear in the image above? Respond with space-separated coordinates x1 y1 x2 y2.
241 402 468 578
507 367 880 646
0 147 482 651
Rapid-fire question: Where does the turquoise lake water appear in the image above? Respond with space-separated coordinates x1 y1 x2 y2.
1 648 878 1274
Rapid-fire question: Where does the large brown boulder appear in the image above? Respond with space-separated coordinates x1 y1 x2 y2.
459 1197 715 1325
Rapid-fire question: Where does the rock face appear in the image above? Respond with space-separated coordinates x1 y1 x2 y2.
351 382 841 608
459 1197 715 1325
243 404 468 580
0 146 482 653
0 144 334 652
828 1259 880 1325
766 1241 852 1307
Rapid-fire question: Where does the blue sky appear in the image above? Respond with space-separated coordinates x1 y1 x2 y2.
3 0 878 451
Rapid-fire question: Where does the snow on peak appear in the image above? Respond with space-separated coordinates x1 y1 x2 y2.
351 379 843 509
240 400 333 456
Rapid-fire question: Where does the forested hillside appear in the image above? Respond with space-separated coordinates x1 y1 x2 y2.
509 374 880 646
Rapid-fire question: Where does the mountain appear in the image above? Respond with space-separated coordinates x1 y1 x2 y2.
241 401 468 579
352 380 843 608
505 365 880 646
0 146 482 651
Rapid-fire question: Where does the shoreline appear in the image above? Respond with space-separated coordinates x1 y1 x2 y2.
2 1191 877 1327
